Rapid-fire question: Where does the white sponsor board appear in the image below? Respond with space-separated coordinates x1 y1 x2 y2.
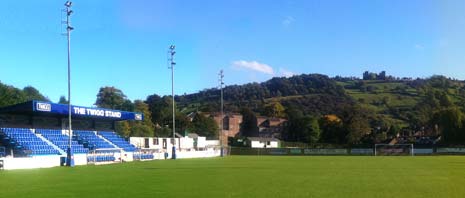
303 148 348 155
351 148 373 155
436 148 465 153
73 107 122 118
413 148 434 154
36 102 51 112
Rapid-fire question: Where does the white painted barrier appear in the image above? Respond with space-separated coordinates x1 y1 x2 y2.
413 148 434 155
303 148 348 155
351 148 374 155
176 148 221 159
436 148 465 153
1 155 61 170
74 154 88 165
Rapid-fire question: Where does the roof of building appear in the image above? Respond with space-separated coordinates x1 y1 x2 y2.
247 137 279 142
187 133 199 138
0 100 143 121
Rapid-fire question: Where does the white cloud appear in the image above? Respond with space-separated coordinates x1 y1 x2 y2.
279 68 295 77
232 60 275 75
282 16 295 26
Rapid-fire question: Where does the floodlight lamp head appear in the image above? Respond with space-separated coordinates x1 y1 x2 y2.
65 1 72 7
171 51 176 56
170 45 175 50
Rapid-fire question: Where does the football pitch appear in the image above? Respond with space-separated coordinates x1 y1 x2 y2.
1 156 465 198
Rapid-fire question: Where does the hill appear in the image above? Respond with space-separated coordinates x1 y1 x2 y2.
175 74 353 115
176 72 464 122
2 71 465 145
168 72 465 144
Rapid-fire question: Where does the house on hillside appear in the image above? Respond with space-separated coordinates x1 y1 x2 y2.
201 112 243 137
192 112 287 141
257 117 287 138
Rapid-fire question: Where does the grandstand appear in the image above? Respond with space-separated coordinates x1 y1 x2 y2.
36 129 88 154
0 128 60 156
0 101 144 169
0 101 221 170
1 128 130 156
98 131 137 152
74 130 115 150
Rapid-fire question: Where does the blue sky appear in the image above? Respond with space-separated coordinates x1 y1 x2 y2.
0 0 464 107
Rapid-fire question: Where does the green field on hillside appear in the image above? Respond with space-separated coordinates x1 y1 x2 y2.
1 156 465 198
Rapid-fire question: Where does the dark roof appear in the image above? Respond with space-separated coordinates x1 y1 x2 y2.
0 100 143 121
187 133 199 138
247 137 279 142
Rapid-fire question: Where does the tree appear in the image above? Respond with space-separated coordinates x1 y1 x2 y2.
387 124 401 138
174 112 191 135
340 106 373 144
289 116 321 143
305 117 321 143
23 86 49 101
122 99 135 112
115 121 130 137
58 96 68 104
0 83 51 107
95 86 130 110
263 101 286 118
434 107 464 144
0 82 26 107
319 115 345 144
439 92 453 107
127 100 155 137
188 113 219 138
282 106 304 141
240 108 259 137
345 116 371 144
145 94 192 136
145 94 171 126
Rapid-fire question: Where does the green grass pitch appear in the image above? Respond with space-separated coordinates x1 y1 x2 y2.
1 156 465 198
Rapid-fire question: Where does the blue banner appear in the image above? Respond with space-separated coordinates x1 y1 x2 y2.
32 101 143 121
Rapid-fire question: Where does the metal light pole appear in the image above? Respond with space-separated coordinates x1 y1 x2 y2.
64 1 74 167
219 70 224 157
168 45 176 159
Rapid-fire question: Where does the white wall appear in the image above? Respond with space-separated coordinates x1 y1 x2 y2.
129 137 145 148
251 140 279 148
1 156 61 170
74 154 88 165
130 136 219 151
205 140 220 147
197 137 207 148
0 149 222 170
179 137 194 150
130 137 175 151
176 148 221 159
